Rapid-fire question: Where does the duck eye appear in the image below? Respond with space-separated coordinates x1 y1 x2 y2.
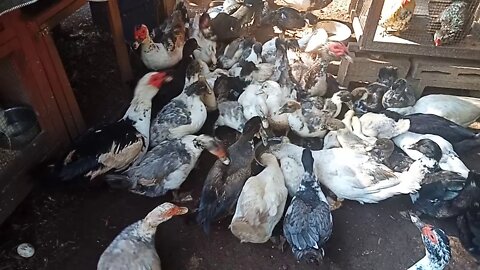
230 26 235 31
428 233 437 243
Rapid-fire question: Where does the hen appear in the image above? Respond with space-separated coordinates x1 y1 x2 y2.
434 0 469 46
379 0 416 35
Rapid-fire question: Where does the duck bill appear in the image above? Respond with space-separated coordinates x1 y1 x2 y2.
342 54 353 63
278 104 289 114
255 126 268 146
168 205 189 216
211 148 230 165
132 41 141 50
409 212 425 230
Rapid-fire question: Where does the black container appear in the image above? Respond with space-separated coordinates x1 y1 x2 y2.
0 106 41 150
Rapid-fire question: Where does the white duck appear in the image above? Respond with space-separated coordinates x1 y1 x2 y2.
268 137 433 204
97 202 188 270
387 94 480 127
238 83 270 128
278 98 329 138
150 76 215 148
359 112 410 139
392 132 470 178
230 152 288 243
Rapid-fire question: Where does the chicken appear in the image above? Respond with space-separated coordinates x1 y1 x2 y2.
379 0 416 35
434 0 468 46
97 202 187 270
230 153 288 243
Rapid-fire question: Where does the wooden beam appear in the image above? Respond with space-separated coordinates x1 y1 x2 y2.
107 0 133 82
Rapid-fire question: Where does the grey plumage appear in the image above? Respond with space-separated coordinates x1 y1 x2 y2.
283 149 333 263
97 222 160 270
150 100 191 147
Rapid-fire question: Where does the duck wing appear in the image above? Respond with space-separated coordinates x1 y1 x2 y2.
56 119 144 181
283 198 332 260
150 99 192 145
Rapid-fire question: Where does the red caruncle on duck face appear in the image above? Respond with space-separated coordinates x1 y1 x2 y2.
422 225 439 245
134 24 149 42
148 72 172 88
328 42 349 57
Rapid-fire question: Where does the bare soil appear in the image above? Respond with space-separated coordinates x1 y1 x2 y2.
0 2 479 270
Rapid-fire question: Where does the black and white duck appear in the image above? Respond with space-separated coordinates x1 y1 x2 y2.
105 135 230 198
150 76 215 148
382 110 480 144
408 213 451 270
213 75 248 133
283 148 333 263
197 116 264 233
218 37 255 69
152 38 199 115
393 133 470 178
190 13 218 66
52 72 171 181
97 202 188 270
382 78 416 109
406 138 480 218
278 98 328 138
260 6 318 37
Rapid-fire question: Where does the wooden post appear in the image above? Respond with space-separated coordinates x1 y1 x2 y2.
107 0 133 82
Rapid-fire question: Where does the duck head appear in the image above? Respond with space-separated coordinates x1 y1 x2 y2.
194 135 230 165
325 42 353 63
184 75 213 96
433 29 457 47
279 100 302 114
409 213 451 269
369 138 395 161
210 13 243 42
135 72 173 100
183 38 200 57
331 90 354 111
377 66 398 87
242 116 266 142
323 118 346 131
239 61 258 77
407 139 443 163
132 24 150 50
140 202 188 237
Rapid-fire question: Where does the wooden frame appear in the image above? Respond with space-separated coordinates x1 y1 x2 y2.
350 0 480 60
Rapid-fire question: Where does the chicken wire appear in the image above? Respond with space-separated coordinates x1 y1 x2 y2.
354 0 480 46
0 148 19 171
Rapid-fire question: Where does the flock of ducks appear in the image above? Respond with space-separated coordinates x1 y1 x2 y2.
45 0 480 269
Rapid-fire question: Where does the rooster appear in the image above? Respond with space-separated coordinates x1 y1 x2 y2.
434 0 469 46
379 0 416 36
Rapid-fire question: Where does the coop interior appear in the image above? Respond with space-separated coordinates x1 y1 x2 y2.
1 0 480 269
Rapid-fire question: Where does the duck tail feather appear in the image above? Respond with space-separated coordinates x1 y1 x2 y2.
104 174 134 189
55 157 100 182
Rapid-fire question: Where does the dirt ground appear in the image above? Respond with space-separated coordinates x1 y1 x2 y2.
1 2 480 270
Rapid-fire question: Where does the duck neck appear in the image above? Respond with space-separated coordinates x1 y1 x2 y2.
408 250 442 270
123 96 153 140
333 101 343 117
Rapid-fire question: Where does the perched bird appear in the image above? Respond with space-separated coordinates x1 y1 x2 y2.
97 202 188 270
434 0 469 46
52 72 171 181
133 6 186 70
197 117 264 233
105 135 230 198
230 152 288 243
379 0 416 35
408 213 451 270
387 94 480 127
150 76 214 148
283 149 333 263
382 78 416 109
